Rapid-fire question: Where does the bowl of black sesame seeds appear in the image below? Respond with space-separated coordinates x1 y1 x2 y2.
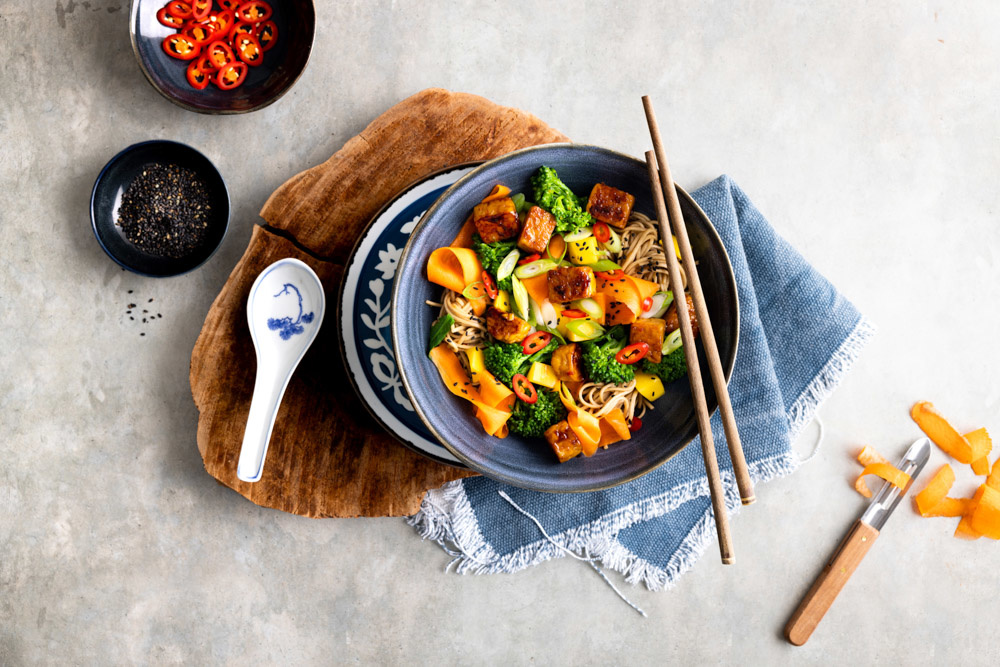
91 140 230 277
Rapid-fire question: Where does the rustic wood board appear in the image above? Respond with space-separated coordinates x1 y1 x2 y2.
190 89 569 517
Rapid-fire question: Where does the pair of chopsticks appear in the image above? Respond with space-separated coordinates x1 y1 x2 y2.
642 95 754 564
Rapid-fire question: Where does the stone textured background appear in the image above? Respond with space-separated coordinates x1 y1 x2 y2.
2 1 998 664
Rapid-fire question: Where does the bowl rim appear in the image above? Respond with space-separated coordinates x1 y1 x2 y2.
391 143 741 492
90 139 231 278
128 0 316 115
336 161 482 468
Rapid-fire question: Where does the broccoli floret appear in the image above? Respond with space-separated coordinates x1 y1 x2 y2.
507 388 567 438
580 325 634 384
483 338 558 387
530 166 593 235
641 347 687 385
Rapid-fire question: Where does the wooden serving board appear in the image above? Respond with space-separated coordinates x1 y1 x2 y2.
190 89 568 517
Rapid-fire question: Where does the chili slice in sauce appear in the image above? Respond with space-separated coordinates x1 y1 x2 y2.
518 253 541 266
595 269 624 280
561 309 587 319
615 342 649 365
162 34 201 60
236 1 273 22
512 374 538 404
233 33 263 66
156 7 186 28
215 61 247 90
186 58 211 90
257 20 278 51
521 332 552 355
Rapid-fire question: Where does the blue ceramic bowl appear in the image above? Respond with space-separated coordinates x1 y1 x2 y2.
129 0 315 114
392 144 739 492
90 140 230 277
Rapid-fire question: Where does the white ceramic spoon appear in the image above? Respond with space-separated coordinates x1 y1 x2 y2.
237 258 325 483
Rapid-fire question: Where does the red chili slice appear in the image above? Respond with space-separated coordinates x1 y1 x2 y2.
233 33 263 66
641 296 653 313
215 61 247 89
595 269 624 280
162 34 201 60
521 331 552 355
257 20 278 51
518 253 541 266
182 22 215 44
561 309 587 319
156 7 186 27
512 374 538 404
218 0 241 9
481 271 498 300
629 416 643 432
593 222 610 244
206 9 234 33
186 58 211 90
191 0 212 20
236 0 273 22
166 1 192 19
230 21 256 41
195 54 217 73
205 39 235 68
615 342 649 365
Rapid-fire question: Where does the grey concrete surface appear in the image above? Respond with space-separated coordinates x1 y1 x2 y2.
2 0 999 664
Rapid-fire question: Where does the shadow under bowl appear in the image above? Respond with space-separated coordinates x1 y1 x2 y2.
90 140 230 277
129 0 315 114
391 143 740 493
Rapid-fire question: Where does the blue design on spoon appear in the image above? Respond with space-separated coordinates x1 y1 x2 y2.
267 283 315 340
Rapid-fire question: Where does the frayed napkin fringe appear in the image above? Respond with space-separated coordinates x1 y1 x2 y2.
407 310 876 590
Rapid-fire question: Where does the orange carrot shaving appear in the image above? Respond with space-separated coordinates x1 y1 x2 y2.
910 401 974 463
965 428 992 475
969 484 1000 539
987 458 1000 492
428 344 513 437
854 462 911 498
427 247 487 315
597 407 632 448
480 184 511 204
451 215 477 248
922 497 969 517
857 445 889 466
914 464 955 516
558 383 602 456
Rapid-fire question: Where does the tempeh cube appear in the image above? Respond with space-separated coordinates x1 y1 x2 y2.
545 420 583 463
547 266 595 304
473 197 519 243
630 318 667 363
486 307 532 344
586 183 635 229
517 206 556 254
550 343 584 382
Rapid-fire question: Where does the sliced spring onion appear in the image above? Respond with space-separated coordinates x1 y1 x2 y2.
662 328 683 356
587 259 622 273
600 226 622 255
461 281 486 300
511 274 529 321
562 227 593 243
497 248 520 283
564 318 606 342
511 192 526 212
573 297 603 320
514 258 559 279
641 291 674 319
531 299 559 330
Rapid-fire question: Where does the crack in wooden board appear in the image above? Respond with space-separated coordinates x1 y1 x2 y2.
190 89 568 518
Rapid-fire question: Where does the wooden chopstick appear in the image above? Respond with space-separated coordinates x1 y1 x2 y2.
642 95 756 506
643 151 733 564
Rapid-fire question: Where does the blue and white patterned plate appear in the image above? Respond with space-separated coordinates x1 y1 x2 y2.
338 164 478 467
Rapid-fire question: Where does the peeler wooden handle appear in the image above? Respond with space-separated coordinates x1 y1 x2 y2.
784 519 880 646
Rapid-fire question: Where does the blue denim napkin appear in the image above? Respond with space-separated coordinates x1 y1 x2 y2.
409 176 875 589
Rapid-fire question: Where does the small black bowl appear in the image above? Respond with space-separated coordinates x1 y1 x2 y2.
91 140 230 277
129 0 316 114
